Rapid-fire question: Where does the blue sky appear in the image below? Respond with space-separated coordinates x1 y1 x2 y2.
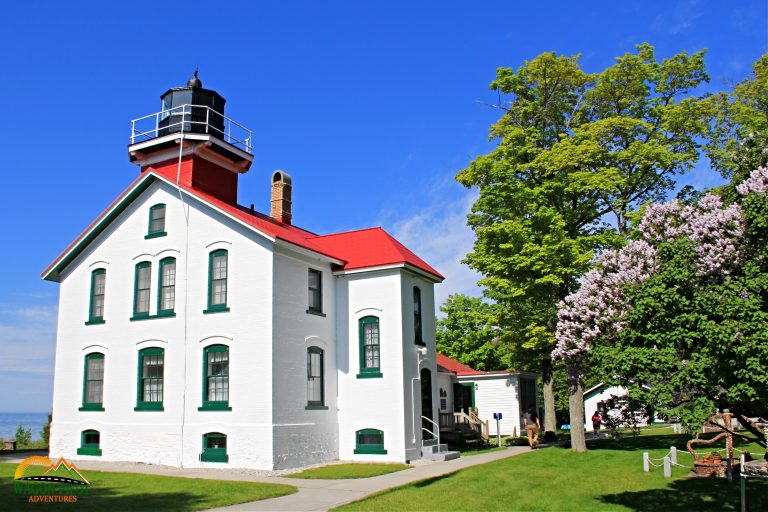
0 1 765 412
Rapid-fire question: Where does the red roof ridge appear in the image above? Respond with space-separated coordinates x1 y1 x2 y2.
307 226 384 239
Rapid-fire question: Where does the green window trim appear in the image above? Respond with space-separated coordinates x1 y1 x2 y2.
147 203 167 238
413 286 424 346
201 433 228 463
199 344 231 411
135 347 164 411
357 316 382 378
81 353 104 411
77 429 102 456
87 268 106 325
307 346 325 407
157 257 176 315
354 429 387 455
307 268 323 314
132 261 152 320
206 249 229 313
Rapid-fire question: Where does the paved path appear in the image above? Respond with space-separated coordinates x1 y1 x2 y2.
1 447 532 511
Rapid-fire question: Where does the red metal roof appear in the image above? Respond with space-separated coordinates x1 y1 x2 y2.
436 354 488 376
43 168 444 282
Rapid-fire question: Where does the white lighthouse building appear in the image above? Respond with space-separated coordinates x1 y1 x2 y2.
43 75 445 470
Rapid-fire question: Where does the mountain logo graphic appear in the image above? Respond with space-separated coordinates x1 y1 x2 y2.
15 456 90 486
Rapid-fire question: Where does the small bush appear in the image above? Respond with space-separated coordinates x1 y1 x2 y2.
15 424 32 447
503 436 530 447
543 431 557 443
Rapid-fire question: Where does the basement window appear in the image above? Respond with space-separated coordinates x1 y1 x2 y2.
354 429 387 455
77 429 102 456
201 433 228 463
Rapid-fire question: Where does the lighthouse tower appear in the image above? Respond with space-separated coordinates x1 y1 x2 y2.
128 72 253 205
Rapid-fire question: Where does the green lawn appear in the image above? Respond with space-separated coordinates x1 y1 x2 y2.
336 432 768 511
289 463 411 479
1 463 296 511
457 444 507 456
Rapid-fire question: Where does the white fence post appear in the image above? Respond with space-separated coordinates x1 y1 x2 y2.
670 446 677 465
663 456 672 478
643 452 650 472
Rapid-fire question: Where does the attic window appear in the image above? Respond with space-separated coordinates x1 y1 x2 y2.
146 204 167 239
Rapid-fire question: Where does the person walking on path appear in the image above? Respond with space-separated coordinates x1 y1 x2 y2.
591 410 602 437
524 404 540 449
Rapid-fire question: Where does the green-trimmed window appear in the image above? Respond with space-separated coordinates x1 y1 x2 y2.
86 268 106 325
307 269 322 314
77 429 102 456
157 257 176 316
357 316 382 378
354 429 387 454
146 204 166 238
133 262 152 319
199 345 231 411
413 286 423 345
201 432 228 462
80 353 104 411
306 347 325 409
205 250 229 313
135 348 164 411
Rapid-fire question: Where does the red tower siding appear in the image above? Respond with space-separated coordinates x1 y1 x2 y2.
142 155 238 205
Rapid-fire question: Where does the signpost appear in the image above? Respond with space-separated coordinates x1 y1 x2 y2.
493 412 503 446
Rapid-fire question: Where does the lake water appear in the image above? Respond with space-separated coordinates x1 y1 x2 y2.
0 412 49 441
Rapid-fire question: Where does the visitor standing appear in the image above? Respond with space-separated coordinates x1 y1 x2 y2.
524 404 540 449
592 410 602 437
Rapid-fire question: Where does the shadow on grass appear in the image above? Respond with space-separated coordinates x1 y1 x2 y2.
579 433 759 453
598 477 768 512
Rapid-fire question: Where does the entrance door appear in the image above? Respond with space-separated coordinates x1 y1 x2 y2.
453 383 475 414
420 368 434 438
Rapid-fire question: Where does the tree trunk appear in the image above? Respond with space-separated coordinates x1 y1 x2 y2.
568 374 587 452
541 360 557 434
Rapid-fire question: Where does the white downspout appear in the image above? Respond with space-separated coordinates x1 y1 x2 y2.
411 346 427 444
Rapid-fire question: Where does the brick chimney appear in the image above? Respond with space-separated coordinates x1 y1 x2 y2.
270 170 292 224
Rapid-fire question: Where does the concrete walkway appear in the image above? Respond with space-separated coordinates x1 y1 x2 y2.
0 447 532 511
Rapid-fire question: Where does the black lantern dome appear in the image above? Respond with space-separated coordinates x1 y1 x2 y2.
158 71 227 137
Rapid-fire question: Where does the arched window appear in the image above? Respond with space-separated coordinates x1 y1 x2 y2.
133 261 152 319
158 257 176 315
357 316 382 379
77 429 101 456
201 432 228 462
205 250 229 313
306 347 325 409
79 353 104 411
354 429 387 455
146 203 167 238
413 286 423 345
199 345 231 411
135 348 164 411
86 268 106 325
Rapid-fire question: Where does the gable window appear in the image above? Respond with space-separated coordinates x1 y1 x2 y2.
77 429 102 456
306 347 326 409
307 269 323 315
158 258 176 316
199 345 231 411
80 353 104 411
201 433 228 462
205 250 229 313
146 204 167 238
413 286 424 345
357 316 382 378
135 348 164 411
86 268 106 325
354 429 387 455
133 262 151 319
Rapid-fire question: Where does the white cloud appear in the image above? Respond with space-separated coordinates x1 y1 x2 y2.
0 302 57 384
382 182 483 312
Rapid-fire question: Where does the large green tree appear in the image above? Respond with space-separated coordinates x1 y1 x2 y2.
458 44 708 451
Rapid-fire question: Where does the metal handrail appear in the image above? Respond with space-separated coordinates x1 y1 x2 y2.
130 104 253 154
421 415 440 447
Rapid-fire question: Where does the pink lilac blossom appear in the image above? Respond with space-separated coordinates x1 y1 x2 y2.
553 191 747 363
736 167 768 195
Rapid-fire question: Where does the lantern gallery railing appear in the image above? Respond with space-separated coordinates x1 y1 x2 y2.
130 104 253 154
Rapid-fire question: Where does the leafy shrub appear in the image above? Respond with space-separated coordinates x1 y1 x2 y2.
503 436 530 447
15 424 32 447
543 431 557 443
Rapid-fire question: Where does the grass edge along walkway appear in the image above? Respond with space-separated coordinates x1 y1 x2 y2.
0 463 297 512
288 463 411 479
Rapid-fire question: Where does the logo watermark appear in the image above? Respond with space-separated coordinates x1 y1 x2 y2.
13 456 91 503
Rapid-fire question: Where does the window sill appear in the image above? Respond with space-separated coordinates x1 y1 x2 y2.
76 447 102 456
305 405 328 410
354 448 388 455
356 372 383 379
84 319 105 326
130 313 176 322
198 403 232 411
134 403 164 411
144 231 167 239
78 404 104 412
306 309 326 317
203 306 230 315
